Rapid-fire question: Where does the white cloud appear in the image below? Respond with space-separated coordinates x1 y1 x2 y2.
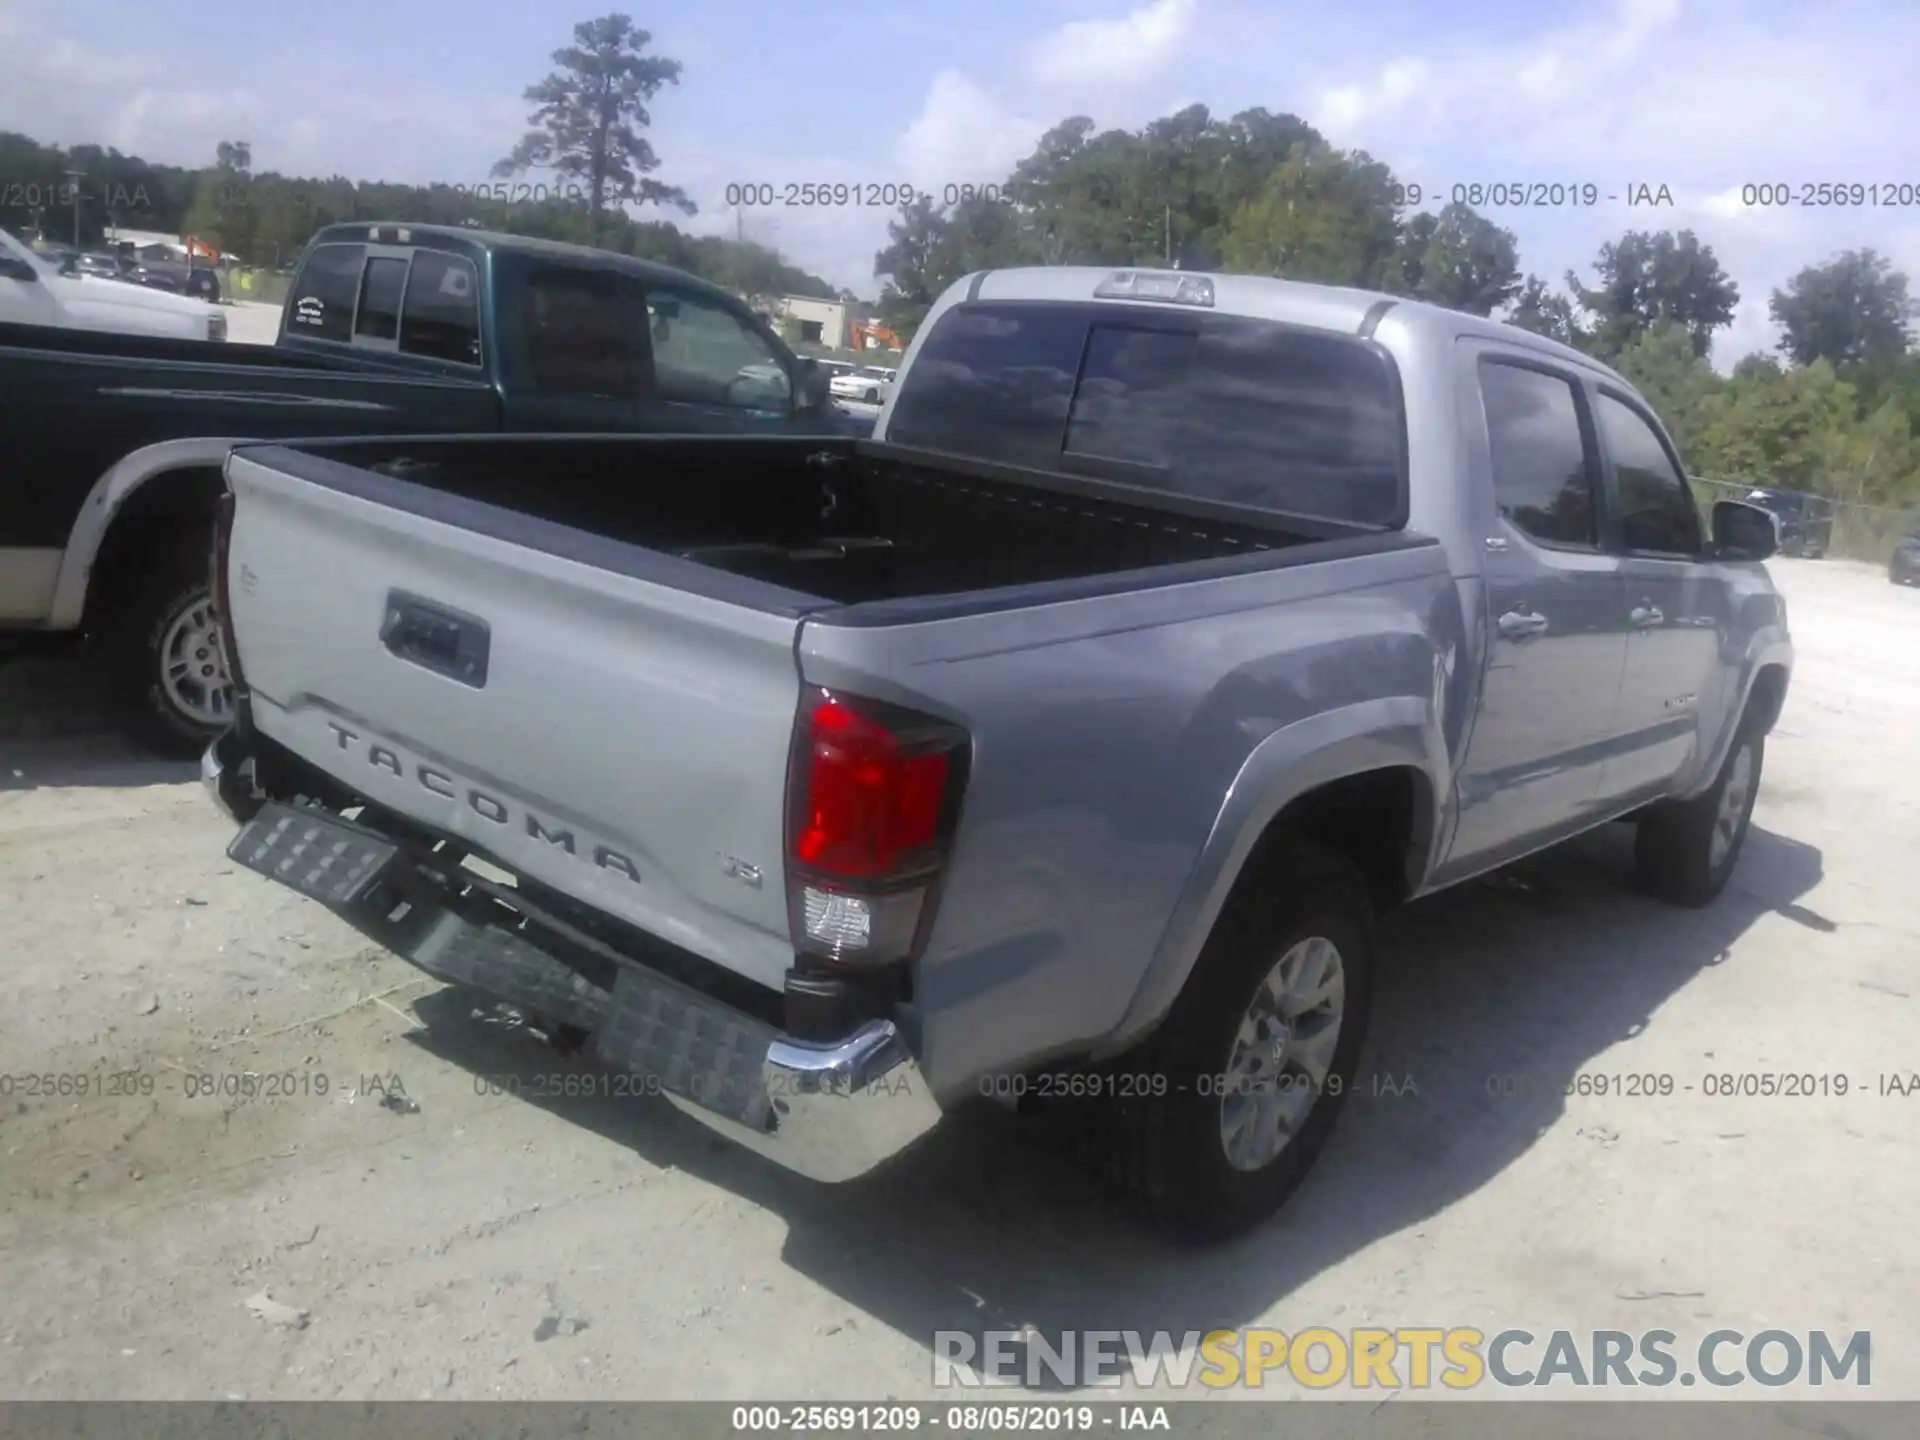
1024 0 1199 90
892 71 1046 189
1293 0 1920 369
0 0 523 186
1318 59 1433 135
1304 0 1686 142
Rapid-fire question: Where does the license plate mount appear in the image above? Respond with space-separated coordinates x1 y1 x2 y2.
228 801 400 910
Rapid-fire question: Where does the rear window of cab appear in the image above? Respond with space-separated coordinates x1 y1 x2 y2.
286 243 481 366
886 301 1407 530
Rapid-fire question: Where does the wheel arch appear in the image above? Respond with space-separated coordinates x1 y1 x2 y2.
1677 640 1792 802
49 438 242 631
1098 698 1447 1057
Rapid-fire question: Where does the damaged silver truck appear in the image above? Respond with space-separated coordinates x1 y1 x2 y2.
202 267 1793 1240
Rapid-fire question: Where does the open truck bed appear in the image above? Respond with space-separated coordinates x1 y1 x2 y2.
218 430 1419 999
267 432 1336 608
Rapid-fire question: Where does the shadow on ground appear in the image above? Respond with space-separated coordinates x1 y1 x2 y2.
0 653 195 791
398 818 1828 1372
3 653 1834 1361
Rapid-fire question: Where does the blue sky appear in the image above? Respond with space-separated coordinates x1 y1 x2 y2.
4 0 1917 369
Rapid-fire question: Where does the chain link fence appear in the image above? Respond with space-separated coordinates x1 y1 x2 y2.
1691 475 1917 565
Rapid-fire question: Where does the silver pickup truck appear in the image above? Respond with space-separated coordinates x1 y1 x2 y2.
201 266 1793 1240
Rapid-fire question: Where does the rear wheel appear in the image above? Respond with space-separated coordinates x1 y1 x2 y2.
1099 837 1375 1243
107 541 234 757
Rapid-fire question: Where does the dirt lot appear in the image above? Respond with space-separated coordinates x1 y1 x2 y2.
224 301 284 346
0 557 1915 1402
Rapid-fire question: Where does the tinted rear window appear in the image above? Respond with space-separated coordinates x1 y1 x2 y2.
353 256 408 341
886 305 1085 471
888 302 1405 528
401 251 481 365
285 244 365 342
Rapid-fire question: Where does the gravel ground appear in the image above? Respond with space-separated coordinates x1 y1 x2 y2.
224 302 284 346
0 556 1914 1403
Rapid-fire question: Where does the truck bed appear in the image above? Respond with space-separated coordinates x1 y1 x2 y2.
263 433 1317 608
220 432 1376 995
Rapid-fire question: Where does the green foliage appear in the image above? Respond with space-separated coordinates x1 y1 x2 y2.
0 129 835 297
1566 230 1740 360
1614 321 1720 454
862 98 1920 530
1389 202 1521 316
1508 274 1589 348
1770 249 1915 367
493 12 692 238
872 193 949 339
1219 144 1403 286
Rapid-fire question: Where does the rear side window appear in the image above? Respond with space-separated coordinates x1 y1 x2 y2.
1174 319 1402 524
888 302 1405 527
1479 361 1599 548
401 252 481 365
285 243 365 342
524 268 640 398
353 256 408 342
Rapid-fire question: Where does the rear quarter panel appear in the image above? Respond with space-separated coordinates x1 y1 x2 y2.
799 541 1466 1102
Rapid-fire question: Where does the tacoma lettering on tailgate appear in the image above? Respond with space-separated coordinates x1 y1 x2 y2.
323 721 642 884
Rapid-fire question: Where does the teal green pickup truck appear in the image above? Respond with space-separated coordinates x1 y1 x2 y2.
0 222 851 753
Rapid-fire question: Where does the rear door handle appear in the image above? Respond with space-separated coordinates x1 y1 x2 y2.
1497 609 1550 640
1630 603 1665 629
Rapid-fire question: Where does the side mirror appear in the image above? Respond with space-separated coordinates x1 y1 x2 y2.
1711 499 1780 561
797 358 831 413
0 255 41 283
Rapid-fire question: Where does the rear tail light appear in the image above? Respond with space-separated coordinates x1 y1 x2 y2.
211 488 247 698
785 686 969 966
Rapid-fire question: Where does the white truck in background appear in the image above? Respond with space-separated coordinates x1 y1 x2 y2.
0 229 227 343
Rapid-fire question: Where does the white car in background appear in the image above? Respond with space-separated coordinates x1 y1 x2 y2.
0 229 227 342
829 364 894 404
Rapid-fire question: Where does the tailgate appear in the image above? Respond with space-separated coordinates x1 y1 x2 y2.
222 446 807 992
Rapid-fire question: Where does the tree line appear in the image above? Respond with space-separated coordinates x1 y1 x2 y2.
4 9 1916 533
0 128 839 302
874 105 1920 528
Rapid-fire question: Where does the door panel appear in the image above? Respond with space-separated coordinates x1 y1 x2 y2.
1450 539 1628 866
1606 557 1728 798
1591 389 1730 801
1445 353 1631 873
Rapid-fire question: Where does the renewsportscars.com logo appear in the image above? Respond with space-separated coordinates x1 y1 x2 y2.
932 1327 1872 1390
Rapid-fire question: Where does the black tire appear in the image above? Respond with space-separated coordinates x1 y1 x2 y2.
863 388 879 403
106 540 232 758
1099 837 1375 1243
1633 724 1764 907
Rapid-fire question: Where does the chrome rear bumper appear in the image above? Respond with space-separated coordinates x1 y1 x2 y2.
202 737 941 1183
